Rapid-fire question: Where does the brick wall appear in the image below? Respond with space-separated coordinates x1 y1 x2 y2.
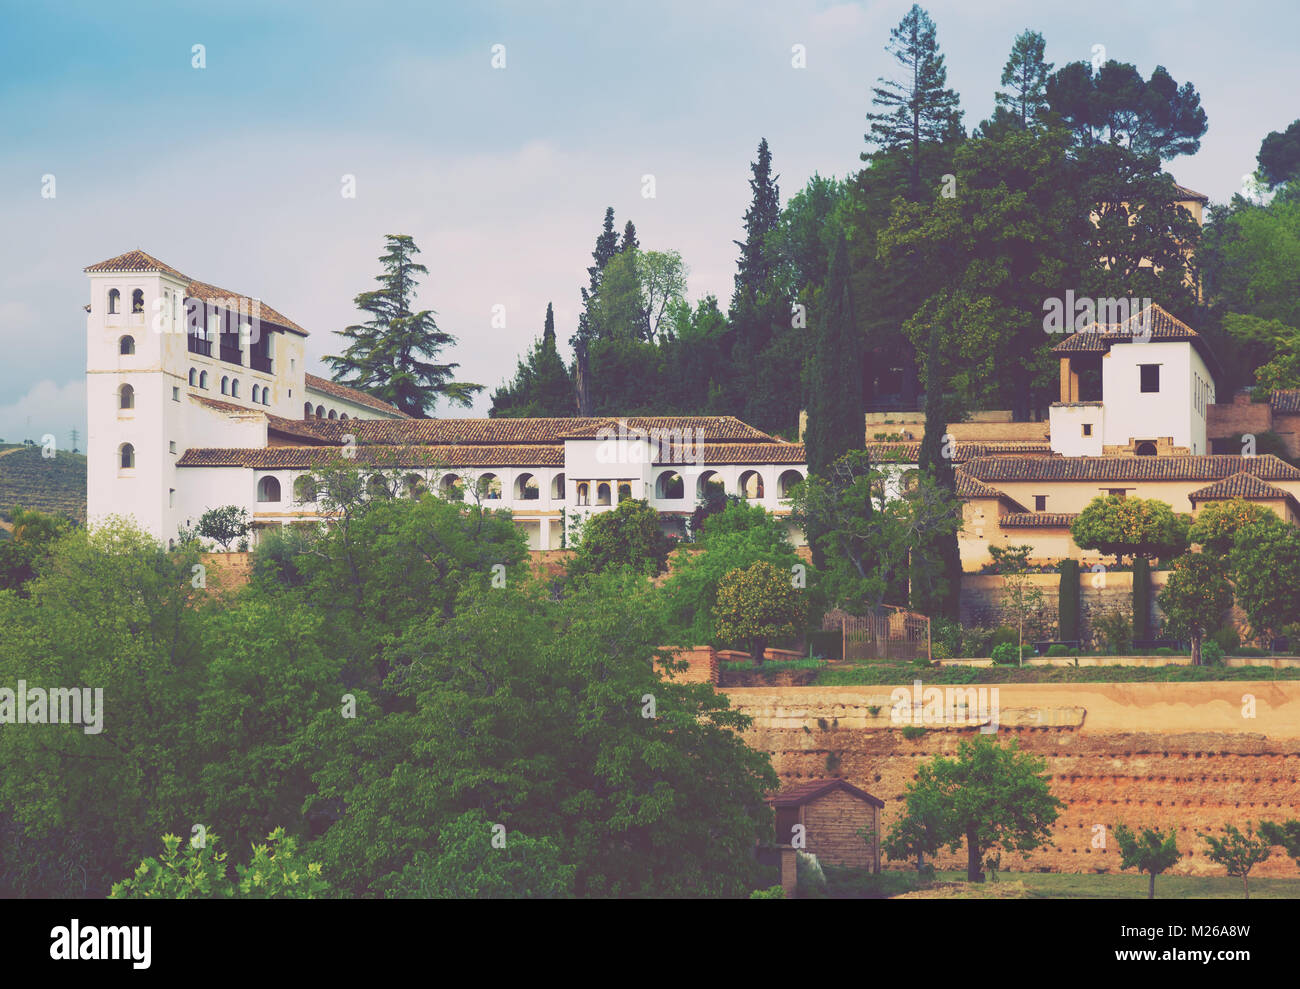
659 645 718 684
801 789 878 869
1207 393 1272 444
727 683 1300 877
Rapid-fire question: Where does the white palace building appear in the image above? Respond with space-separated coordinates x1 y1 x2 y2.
87 249 1300 565
86 250 809 550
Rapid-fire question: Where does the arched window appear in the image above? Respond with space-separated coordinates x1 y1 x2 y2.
777 469 804 499
119 336 135 355
1135 441 1157 457
131 289 144 313
596 483 611 506
304 401 313 418
328 409 337 420
189 368 197 386
515 473 539 500
697 470 724 499
230 379 239 398
440 474 463 500
477 474 502 500
655 470 684 499
251 385 261 403
404 474 427 499
576 482 589 506
257 476 281 502
367 474 392 499
339 413 348 421
550 473 565 500
118 383 134 410
263 389 272 406
199 371 209 389
617 483 632 502
739 470 764 499
221 376 230 395
119 443 135 469
108 288 120 314
293 476 317 503
315 405 325 419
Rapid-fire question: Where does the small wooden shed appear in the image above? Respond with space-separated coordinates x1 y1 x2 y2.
770 779 884 873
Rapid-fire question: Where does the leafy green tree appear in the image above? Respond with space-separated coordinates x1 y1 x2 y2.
569 498 670 577
1258 119 1300 188
712 560 806 666
490 303 575 417
388 810 574 898
894 735 1063 882
1259 819 1300 869
661 502 803 646
1112 824 1181 899
988 544 1044 664
1070 495 1189 565
1226 515 1300 643
1158 553 1233 665
0 506 68 594
1188 499 1277 558
110 828 328 899
195 504 251 551
1199 823 1272 899
864 3 964 199
325 234 482 416
883 778 950 874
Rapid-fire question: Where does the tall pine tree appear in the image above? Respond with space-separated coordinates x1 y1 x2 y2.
731 138 782 315
490 302 575 417
576 207 621 344
995 30 1053 129
804 233 864 476
325 234 481 417
864 3 964 200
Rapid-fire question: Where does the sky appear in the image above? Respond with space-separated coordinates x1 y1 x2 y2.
1 0 1297 445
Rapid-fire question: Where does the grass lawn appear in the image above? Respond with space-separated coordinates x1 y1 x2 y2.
816 868 1300 898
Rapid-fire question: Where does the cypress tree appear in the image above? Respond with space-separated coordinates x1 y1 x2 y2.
804 233 864 476
1133 556 1151 644
490 303 574 417
1058 559 1080 642
576 207 620 344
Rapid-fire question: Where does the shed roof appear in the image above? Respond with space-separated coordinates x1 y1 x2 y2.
769 778 884 809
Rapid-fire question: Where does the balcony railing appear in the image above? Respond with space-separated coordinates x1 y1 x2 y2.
250 354 272 374
187 335 212 357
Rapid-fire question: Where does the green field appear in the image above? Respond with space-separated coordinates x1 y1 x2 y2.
0 445 87 524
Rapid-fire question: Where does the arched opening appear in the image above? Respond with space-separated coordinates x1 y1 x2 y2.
477 474 502 500
439 474 463 500
339 413 348 421
697 470 724 499
617 483 632 502
739 470 764 500
576 482 589 506
293 476 317 503
257 476 282 503
230 379 239 398
515 473 539 500
131 289 144 314
263 389 271 406
365 474 392 499
119 443 135 469
655 470 684 499
199 371 209 389
108 288 120 314
777 469 804 498
119 336 135 355
550 473 565 499
328 409 338 420
596 483 611 506
189 368 197 386
403 473 427 499
1135 441 1157 457
304 401 313 418
251 385 261 403
221 376 230 395
315 405 325 419
118 383 134 410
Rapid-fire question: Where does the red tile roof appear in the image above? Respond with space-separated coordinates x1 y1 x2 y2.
654 442 806 465
1173 183 1209 203
955 470 1028 511
1188 471 1297 503
557 416 776 442
177 445 565 469
1271 390 1300 415
865 441 1056 463
769 778 884 809
85 250 308 336
1050 303 1200 354
303 373 407 417
963 454 1300 483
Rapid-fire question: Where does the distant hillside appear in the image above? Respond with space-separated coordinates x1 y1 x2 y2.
0 445 87 524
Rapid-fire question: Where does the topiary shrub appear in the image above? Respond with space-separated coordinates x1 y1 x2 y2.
989 626 1019 652
1058 559 1080 641
1153 647 1176 657
1046 644 1074 657
1132 557 1151 643
991 642 1029 665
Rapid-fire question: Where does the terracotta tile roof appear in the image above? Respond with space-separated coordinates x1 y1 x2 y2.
266 414 337 445
303 373 407 417
177 444 564 469
557 416 776 442
1173 183 1209 203
963 454 1300 483
1188 471 1296 503
1271 390 1300 415
1001 512 1080 528
278 415 780 446
192 395 262 416
955 470 1027 511
654 442 806 465
85 250 308 336
1050 303 1199 354
865 441 1056 463
769 778 884 809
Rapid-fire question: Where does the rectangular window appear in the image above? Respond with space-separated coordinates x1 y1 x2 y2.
1034 495 1047 511
169 488 176 508
169 441 177 454
172 387 180 402
1081 423 1092 436
1107 488 1127 498
1139 364 1160 393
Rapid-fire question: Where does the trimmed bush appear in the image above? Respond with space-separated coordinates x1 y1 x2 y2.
1211 627 1241 654
1046 644 1074 657
1132 557 1151 643
991 642 1030 665
989 626 1019 652
1200 640 1225 665
1058 559 1080 642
